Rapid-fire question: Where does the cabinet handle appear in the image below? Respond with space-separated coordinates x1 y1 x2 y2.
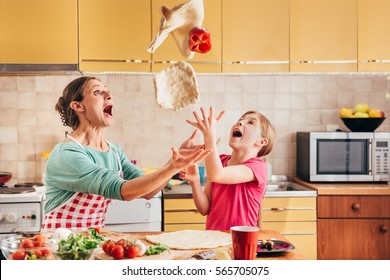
290 60 357 64
351 203 360 212
271 207 287 211
358 59 390 63
379 226 388 234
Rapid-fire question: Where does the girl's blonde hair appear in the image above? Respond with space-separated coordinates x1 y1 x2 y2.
241 110 276 157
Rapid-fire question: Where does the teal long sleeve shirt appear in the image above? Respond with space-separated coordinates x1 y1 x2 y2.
44 141 143 213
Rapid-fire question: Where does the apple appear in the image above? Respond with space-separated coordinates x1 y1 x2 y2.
339 108 353 118
353 112 369 118
368 109 385 118
355 103 370 114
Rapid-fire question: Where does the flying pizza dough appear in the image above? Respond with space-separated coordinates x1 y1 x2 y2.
147 0 204 59
145 230 232 250
153 61 199 111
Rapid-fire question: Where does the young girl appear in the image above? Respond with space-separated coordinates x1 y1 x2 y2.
182 107 276 230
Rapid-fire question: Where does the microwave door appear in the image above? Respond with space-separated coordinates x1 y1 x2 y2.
310 138 373 182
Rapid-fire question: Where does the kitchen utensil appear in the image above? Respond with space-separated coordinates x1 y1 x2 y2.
1 234 58 260
0 171 12 187
192 250 216 260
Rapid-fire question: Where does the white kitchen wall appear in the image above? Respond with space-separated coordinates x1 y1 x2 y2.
0 73 389 185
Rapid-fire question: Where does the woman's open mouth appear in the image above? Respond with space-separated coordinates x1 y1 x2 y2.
103 105 113 117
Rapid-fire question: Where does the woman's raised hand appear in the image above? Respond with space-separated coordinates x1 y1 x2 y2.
171 146 211 171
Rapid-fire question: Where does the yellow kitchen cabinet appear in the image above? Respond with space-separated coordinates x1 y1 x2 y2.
222 0 290 73
0 0 77 65
290 0 357 72
358 0 390 72
164 198 206 231
261 197 317 259
150 0 222 73
79 0 151 72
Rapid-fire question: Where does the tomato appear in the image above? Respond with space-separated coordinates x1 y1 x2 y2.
111 245 124 260
116 239 126 247
106 241 117 256
20 238 34 249
102 240 110 254
93 227 101 234
33 234 45 243
124 245 140 259
33 240 43 247
33 249 43 259
41 248 51 257
11 251 26 260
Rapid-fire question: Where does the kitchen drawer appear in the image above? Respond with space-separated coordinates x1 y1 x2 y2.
263 197 316 208
164 211 207 224
318 195 390 218
164 199 197 211
262 221 316 233
262 209 317 222
164 224 206 231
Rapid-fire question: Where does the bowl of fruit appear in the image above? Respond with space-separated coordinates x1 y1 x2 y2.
1 233 58 260
339 103 386 132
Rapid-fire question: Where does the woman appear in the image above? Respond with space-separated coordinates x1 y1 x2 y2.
42 76 210 231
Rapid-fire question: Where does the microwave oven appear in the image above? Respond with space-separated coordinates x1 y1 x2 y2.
296 131 390 182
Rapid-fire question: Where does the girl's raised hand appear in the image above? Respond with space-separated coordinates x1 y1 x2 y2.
186 107 225 136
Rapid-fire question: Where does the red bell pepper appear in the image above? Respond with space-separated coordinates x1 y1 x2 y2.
188 27 212 54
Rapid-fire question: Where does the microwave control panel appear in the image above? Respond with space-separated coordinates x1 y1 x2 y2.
374 140 389 175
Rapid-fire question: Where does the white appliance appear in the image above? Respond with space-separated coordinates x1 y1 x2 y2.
0 186 46 235
104 191 162 232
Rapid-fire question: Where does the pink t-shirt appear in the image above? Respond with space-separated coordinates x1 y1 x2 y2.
205 154 267 230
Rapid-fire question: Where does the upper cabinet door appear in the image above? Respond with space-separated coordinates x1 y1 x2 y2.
290 0 357 72
79 0 151 72
0 0 77 64
358 0 390 72
222 0 290 73
150 0 222 73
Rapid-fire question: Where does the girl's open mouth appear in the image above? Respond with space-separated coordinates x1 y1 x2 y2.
232 128 242 138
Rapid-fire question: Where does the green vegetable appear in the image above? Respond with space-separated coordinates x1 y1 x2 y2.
55 229 105 260
145 244 169 256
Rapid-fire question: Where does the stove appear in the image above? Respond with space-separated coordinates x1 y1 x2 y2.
0 185 46 234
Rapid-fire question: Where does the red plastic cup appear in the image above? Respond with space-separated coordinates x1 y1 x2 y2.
230 226 259 260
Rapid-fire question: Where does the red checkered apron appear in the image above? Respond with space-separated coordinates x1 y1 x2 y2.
41 135 123 232
41 193 111 232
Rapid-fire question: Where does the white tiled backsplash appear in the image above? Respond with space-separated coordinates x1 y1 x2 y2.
0 74 389 184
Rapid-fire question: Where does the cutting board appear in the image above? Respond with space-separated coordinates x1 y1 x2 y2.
94 249 175 260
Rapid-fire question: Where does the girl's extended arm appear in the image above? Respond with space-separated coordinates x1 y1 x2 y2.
179 166 211 216
187 107 255 184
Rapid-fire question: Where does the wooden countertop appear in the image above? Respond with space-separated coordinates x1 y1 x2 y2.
97 229 305 260
293 177 390 195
